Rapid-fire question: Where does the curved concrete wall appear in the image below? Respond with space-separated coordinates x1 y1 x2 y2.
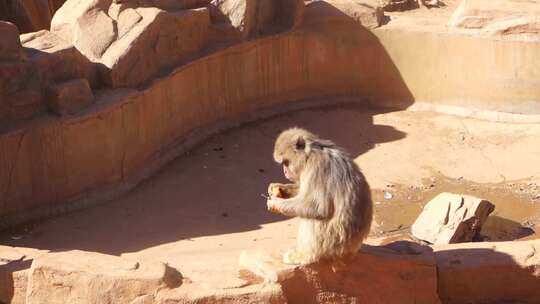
1 20 540 225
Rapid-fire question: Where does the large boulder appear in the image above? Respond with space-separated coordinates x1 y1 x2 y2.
0 21 25 60
26 250 182 304
209 0 304 40
102 7 210 87
239 242 441 304
411 193 495 244
50 0 210 87
45 78 95 115
21 30 101 88
0 22 46 125
0 246 46 304
448 0 540 37
435 239 540 304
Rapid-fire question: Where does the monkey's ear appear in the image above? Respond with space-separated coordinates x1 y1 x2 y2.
295 136 306 150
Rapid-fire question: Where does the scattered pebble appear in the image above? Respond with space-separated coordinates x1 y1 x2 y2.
534 194 540 200
258 169 265 173
10 235 23 240
457 176 464 180
375 201 383 205
213 147 224 152
222 212 229 217
383 192 393 200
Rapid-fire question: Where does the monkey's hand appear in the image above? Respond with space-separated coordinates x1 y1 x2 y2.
267 197 285 214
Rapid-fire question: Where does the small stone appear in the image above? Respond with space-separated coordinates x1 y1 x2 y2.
383 192 393 200
457 176 464 180
411 193 495 244
222 212 228 217
258 169 265 173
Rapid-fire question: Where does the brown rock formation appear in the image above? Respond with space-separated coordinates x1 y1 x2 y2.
26 250 182 304
0 21 45 124
50 0 211 87
0 0 66 33
435 239 540 304
239 243 441 304
209 0 305 40
411 193 495 244
45 78 94 115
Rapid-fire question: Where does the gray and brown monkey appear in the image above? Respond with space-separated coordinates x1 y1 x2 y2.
267 127 373 265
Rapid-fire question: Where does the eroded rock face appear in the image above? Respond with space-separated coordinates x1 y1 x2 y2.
411 193 495 244
239 243 441 304
0 21 46 125
0 21 25 60
449 0 540 37
26 250 182 304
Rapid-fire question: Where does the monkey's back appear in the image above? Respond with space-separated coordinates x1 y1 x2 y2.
302 146 373 260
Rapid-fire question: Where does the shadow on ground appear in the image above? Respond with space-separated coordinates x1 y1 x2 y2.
0 2 414 256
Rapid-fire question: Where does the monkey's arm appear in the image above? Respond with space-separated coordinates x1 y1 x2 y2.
267 195 333 220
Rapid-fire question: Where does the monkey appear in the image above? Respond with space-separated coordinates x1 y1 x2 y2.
266 127 373 265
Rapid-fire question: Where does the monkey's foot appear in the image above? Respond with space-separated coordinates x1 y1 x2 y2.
282 249 308 265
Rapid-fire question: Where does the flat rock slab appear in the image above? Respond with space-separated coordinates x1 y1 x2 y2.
26 250 182 304
434 239 540 304
449 0 540 37
412 192 495 244
239 242 441 304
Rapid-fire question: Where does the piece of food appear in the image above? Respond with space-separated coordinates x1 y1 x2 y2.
272 186 286 198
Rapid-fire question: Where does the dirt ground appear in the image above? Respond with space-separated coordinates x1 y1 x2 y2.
2 103 540 288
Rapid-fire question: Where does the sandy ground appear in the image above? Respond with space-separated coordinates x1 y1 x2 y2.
2 103 540 288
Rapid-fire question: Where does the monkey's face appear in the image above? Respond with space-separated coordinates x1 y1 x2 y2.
273 128 312 183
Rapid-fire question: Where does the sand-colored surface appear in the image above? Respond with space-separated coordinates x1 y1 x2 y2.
2 103 539 289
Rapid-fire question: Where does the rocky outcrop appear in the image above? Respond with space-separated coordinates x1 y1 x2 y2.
239 243 441 304
209 0 304 40
26 250 182 304
449 0 540 37
50 0 210 87
435 239 540 304
411 193 495 244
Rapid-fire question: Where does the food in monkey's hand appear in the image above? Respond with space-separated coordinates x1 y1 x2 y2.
268 183 298 199
272 187 286 198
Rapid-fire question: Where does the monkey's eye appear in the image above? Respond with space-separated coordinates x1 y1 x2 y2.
282 159 290 167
